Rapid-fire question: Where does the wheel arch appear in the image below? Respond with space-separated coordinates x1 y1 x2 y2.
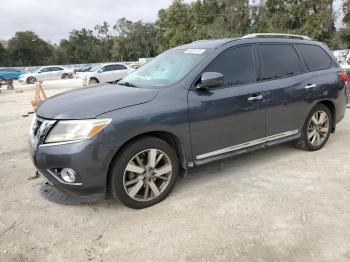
26 76 37 84
318 100 336 132
90 77 99 83
106 131 188 193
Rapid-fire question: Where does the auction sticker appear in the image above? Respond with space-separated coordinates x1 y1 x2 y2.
184 49 206 54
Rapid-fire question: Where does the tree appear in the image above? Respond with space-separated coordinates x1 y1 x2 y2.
57 29 104 63
1 0 346 65
7 31 54 66
112 18 157 61
155 0 192 52
0 43 9 66
215 0 250 36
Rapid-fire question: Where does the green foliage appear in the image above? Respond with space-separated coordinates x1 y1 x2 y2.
56 28 106 64
112 18 157 61
1 0 350 67
6 31 54 66
0 43 9 66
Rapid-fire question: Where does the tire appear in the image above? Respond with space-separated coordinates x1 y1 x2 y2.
26 76 37 84
89 78 98 85
109 137 179 209
295 104 332 151
61 73 71 79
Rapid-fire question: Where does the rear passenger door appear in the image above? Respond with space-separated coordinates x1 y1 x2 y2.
256 43 316 139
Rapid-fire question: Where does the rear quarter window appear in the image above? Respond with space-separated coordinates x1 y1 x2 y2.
295 44 332 71
258 44 302 80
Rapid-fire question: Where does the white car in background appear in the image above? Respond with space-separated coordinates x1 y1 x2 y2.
19 66 73 84
76 63 134 85
333 50 349 64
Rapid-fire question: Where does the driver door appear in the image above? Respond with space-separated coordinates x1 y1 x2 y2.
37 67 51 81
188 45 266 162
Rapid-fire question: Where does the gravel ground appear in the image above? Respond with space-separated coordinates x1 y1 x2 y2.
0 80 350 262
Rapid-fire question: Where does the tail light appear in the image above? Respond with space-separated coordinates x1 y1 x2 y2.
338 71 349 97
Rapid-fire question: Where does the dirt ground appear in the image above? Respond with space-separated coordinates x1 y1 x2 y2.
1 80 350 262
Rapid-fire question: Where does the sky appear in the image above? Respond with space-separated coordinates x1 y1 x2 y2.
0 0 345 43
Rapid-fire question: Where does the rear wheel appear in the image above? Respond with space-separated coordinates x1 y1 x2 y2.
61 73 71 79
109 137 179 209
295 104 332 151
26 76 37 84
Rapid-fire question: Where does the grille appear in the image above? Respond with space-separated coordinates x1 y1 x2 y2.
32 117 43 136
29 115 56 147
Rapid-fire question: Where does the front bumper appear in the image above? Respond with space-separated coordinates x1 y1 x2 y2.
29 116 114 198
30 139 109 196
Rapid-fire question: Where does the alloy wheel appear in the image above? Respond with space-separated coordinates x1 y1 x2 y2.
123 149 172 201
307 110 330 146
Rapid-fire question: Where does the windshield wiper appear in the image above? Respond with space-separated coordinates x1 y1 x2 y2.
118 81 139 88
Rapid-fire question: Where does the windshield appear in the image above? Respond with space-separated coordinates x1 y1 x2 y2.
119 48 211 88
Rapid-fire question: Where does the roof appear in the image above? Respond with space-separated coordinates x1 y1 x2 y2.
175 38 238 49
175 33 314 50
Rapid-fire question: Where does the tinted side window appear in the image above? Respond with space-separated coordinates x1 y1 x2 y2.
296 44 332 71
115 64 127 70
40 68 50 72
101 65 113 72
259 44 301 80
205 45 256 86
106 64 127 71
50 67 64 71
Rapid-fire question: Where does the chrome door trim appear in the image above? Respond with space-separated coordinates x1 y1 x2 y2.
196 130 299 160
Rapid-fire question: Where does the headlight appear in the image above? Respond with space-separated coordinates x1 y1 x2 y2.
45 118 111 144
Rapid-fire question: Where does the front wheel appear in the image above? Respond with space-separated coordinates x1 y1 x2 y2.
295 104 332 151
89 78 98 85
109 137 179 209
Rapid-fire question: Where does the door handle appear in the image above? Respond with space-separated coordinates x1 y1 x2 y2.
305 83 316 89
248 94 264 101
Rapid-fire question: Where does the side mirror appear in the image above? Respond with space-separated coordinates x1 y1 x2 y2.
197 72 224 89
97 69 103 73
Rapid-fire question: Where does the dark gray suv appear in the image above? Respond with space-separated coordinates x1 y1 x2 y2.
29 33 348 209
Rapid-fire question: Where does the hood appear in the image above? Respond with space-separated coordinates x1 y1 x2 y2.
36 84 158 119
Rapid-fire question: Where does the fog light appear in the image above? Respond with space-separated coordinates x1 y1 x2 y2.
60 168 76 183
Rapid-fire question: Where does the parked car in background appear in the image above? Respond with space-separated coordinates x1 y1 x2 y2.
0 67 23 79
19 66 74 84
76 63 134 84
29 33 348 209
346 53 350 65
73 64 93 73
333 50 349 64
128 63 141 69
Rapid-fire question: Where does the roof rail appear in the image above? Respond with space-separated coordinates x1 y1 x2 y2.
242 33 311 40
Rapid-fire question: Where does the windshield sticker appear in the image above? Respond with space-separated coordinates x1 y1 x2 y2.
184 49 206 54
